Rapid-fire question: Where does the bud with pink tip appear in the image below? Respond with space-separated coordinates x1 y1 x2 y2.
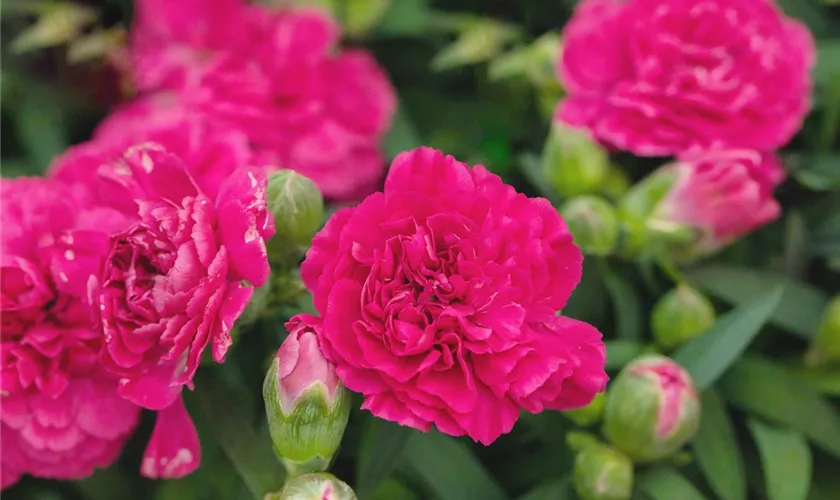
265 472 357 500
602 355 700 463
263 314 351 476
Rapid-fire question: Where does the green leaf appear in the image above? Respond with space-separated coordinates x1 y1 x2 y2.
194 370 287 499
672 287 782 390
747 419 812 500
14 93 68 170
692 390 746 500
517 477 574 500
518 153 560 203
403 431 509 500
373 0 430 37
788 154 840 191
720 357 840 460
637 466 706 500
776 0 836 39
686 265 827 339
430 18 521 71
598 260 643 341
384 105 423 159
815 40 840 87
356 418 415 497
788 363 840 396
605 340 645 371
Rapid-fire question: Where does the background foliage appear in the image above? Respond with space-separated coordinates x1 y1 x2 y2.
2 0 840 499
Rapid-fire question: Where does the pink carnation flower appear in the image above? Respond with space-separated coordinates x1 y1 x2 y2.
557 0 815 156
652 149 782 253
128 0 396 200
300 147 608 444
84 143 274 477
1 179 139 488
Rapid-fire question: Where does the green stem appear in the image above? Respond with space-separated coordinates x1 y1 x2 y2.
195 370 287 499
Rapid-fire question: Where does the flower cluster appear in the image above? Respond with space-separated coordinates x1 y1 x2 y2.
556 0 814 249
128 0 397 201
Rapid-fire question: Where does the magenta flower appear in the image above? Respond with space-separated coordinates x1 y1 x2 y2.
300 147 608 445
557 0 815 156
127 0 396 200
653 149 782 254
0 179 139 488
87 144 274 477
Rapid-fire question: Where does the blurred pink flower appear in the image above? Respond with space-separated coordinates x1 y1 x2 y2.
300 147 608 445
85 144 274 477
654 149 782 252
0 178 139 488
128 0 396 200
273 314 341 414
556 0 815 156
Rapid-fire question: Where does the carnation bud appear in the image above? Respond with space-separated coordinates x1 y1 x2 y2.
563 392 606 427
265 473 356 500
603 355 700 463
804 296 840 367
651 285 716 350
266 170 325 262
616 168 680 258
572 440 633 500
542 123 609 198
561 196 619 256
263 315 351 476
602 166 630 201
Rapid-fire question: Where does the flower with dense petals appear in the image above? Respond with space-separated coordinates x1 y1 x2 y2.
648 149 782 255
127 0 396 200
556 0 815 156
0 178 139 488
86 143 274 477
300 147 608 445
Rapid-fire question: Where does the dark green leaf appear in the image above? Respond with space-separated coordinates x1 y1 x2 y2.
687 265 827 339
14 94 68 170
720 357 840 460
598 260 643 341
403 431 509 500
747 419 812 500
692 390 746 500
637 466 706 500
373 0 430 37
789 154 840 191
517 477 574 500
605 340 646 371
673 287 782 389
356 418 415 498
777 1 837 39
194 371 287 499
815 40 840 87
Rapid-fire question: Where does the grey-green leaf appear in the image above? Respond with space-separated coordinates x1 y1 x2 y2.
605 340 646 371
403 431 509 500
747 419 812 500
672 287 783 389
686 265 828 339
638 466 706 500
599 260 643 341
692 390 746 500
720 357 840 460
517 477 573 500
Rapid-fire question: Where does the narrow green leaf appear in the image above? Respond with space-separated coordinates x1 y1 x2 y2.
517 477 573 500
373 0 430 37
687 265 825 339
384 106 423 159
403 431 509 500
747 419 812 500
788 154 840 191
519 152 560 203
815 40 840 87
673 287 782 389
598 260 643 341
194 371 287 499
14 94 68 170
638 466 706 500
605 340 645 371
692 390 746 500
356 418 415 497
720 357 840 460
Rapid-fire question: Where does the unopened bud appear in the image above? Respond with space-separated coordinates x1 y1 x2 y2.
561 196 619 256
601 166 630 201
263 315 350 476
266 170 325 262
805 296 840 367
265 473 356 500
563 392 606 427
651 285 716 350
542 123 609 198
572 440 633 500
603 355 700 463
